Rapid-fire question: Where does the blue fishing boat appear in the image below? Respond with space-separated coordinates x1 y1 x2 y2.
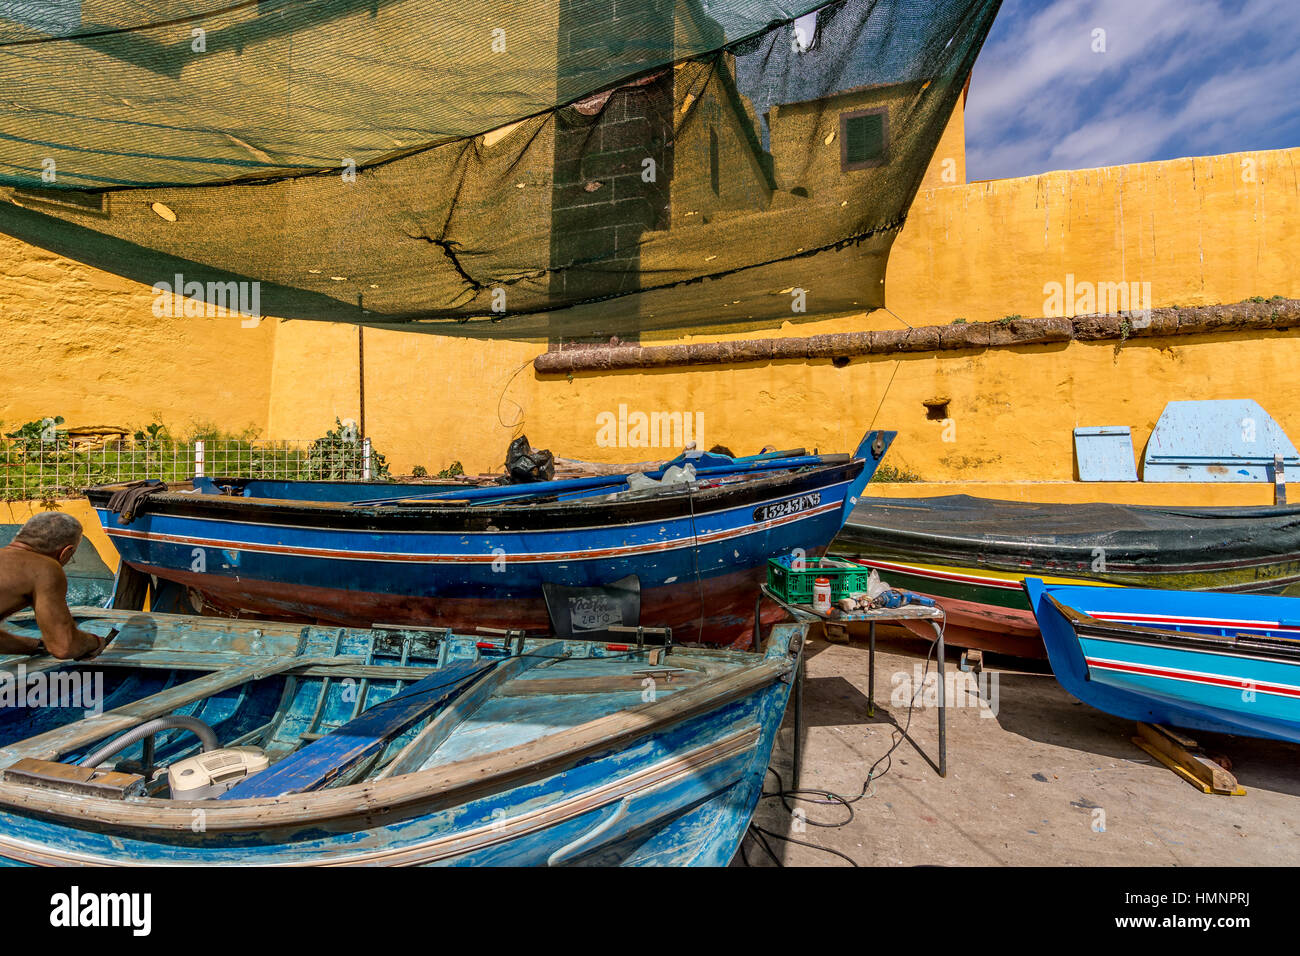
86 432 894 647
1024 578 1300 743
0 606 805 865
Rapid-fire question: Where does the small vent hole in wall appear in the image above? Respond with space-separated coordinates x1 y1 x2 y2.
923 397 950 420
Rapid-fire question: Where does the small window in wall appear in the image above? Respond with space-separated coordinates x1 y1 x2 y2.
840 108 888 171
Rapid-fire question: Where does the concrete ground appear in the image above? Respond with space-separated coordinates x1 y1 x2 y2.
740 626 1300 866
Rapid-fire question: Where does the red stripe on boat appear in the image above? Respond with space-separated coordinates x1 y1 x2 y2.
1089 611 1300 634
104 499 840 564
863 559 1024 591
1085 658 1300 698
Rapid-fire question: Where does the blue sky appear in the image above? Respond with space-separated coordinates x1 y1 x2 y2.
964 0 1300 180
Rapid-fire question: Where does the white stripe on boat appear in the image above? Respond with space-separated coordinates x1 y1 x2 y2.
862 559 1026 590
103 500 843 564
1088 611 1300 635
1085 656 1300 699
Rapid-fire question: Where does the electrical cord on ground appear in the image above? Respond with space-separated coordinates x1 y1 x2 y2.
741 612 946 866
750 825 784 867
744 822 861 867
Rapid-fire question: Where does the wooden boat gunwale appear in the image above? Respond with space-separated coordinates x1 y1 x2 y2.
0 616 800 837
0 723 769 867
84 452 873 534
1045 594 1300 665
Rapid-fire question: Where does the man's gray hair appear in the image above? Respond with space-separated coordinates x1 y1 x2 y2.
14 512 84 556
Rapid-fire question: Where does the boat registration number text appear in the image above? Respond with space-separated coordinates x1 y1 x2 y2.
754 493 821 522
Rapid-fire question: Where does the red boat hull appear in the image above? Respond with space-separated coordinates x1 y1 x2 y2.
153 562 791 649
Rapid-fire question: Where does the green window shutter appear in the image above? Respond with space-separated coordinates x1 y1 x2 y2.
843 112 886 167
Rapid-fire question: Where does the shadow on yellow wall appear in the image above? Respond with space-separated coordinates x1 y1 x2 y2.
3 144 1297 487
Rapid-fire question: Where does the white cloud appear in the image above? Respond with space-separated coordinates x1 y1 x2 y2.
964 0 1300 179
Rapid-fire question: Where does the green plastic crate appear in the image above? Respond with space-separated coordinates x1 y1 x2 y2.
766 555 874 605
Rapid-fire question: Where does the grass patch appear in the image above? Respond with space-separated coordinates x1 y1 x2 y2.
869 462 923 483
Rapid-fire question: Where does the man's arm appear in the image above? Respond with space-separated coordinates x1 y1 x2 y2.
32 565 101 660
0 628 42 655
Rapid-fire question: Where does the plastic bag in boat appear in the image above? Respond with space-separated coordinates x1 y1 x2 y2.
505 435 556 484
625 463 697 494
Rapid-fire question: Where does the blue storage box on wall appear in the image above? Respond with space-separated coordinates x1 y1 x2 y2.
1142 400 1299 482
1074 426 1138 481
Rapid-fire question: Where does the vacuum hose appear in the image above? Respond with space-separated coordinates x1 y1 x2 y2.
79 715 219 769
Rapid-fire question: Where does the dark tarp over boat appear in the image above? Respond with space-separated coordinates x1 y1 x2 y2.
0 0 1002 340
831 495 1300 658
840 495 1300 584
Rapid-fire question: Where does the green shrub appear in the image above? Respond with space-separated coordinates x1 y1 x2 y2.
870 462 922 483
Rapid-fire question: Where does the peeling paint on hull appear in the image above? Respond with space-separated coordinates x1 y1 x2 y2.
90 437 893 645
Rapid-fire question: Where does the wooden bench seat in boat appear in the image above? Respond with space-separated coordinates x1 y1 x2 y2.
0 607 805 867
220 660 493 799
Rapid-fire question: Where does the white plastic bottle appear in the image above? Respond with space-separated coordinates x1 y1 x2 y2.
812 576 832 614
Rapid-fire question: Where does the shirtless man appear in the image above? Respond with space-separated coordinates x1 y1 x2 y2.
0 512 105 660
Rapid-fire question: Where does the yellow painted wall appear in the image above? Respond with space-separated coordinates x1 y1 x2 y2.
919 83 966 190
518 331 1300 483
886 148 1299 326
1 133 1296 488
267 321 540 473
310 145 1299 482
0 94 969 464
0 233 276 438
1 498 117 571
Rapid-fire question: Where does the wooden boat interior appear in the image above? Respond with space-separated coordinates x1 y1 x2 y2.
168 450 848 510
0 608 797 811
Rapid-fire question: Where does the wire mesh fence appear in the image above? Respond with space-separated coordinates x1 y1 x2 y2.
1 437 379 501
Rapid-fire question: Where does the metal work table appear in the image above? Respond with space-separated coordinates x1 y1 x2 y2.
759 585 948 777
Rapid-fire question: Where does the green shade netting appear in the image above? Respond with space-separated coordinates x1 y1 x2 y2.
0 0 1001 339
